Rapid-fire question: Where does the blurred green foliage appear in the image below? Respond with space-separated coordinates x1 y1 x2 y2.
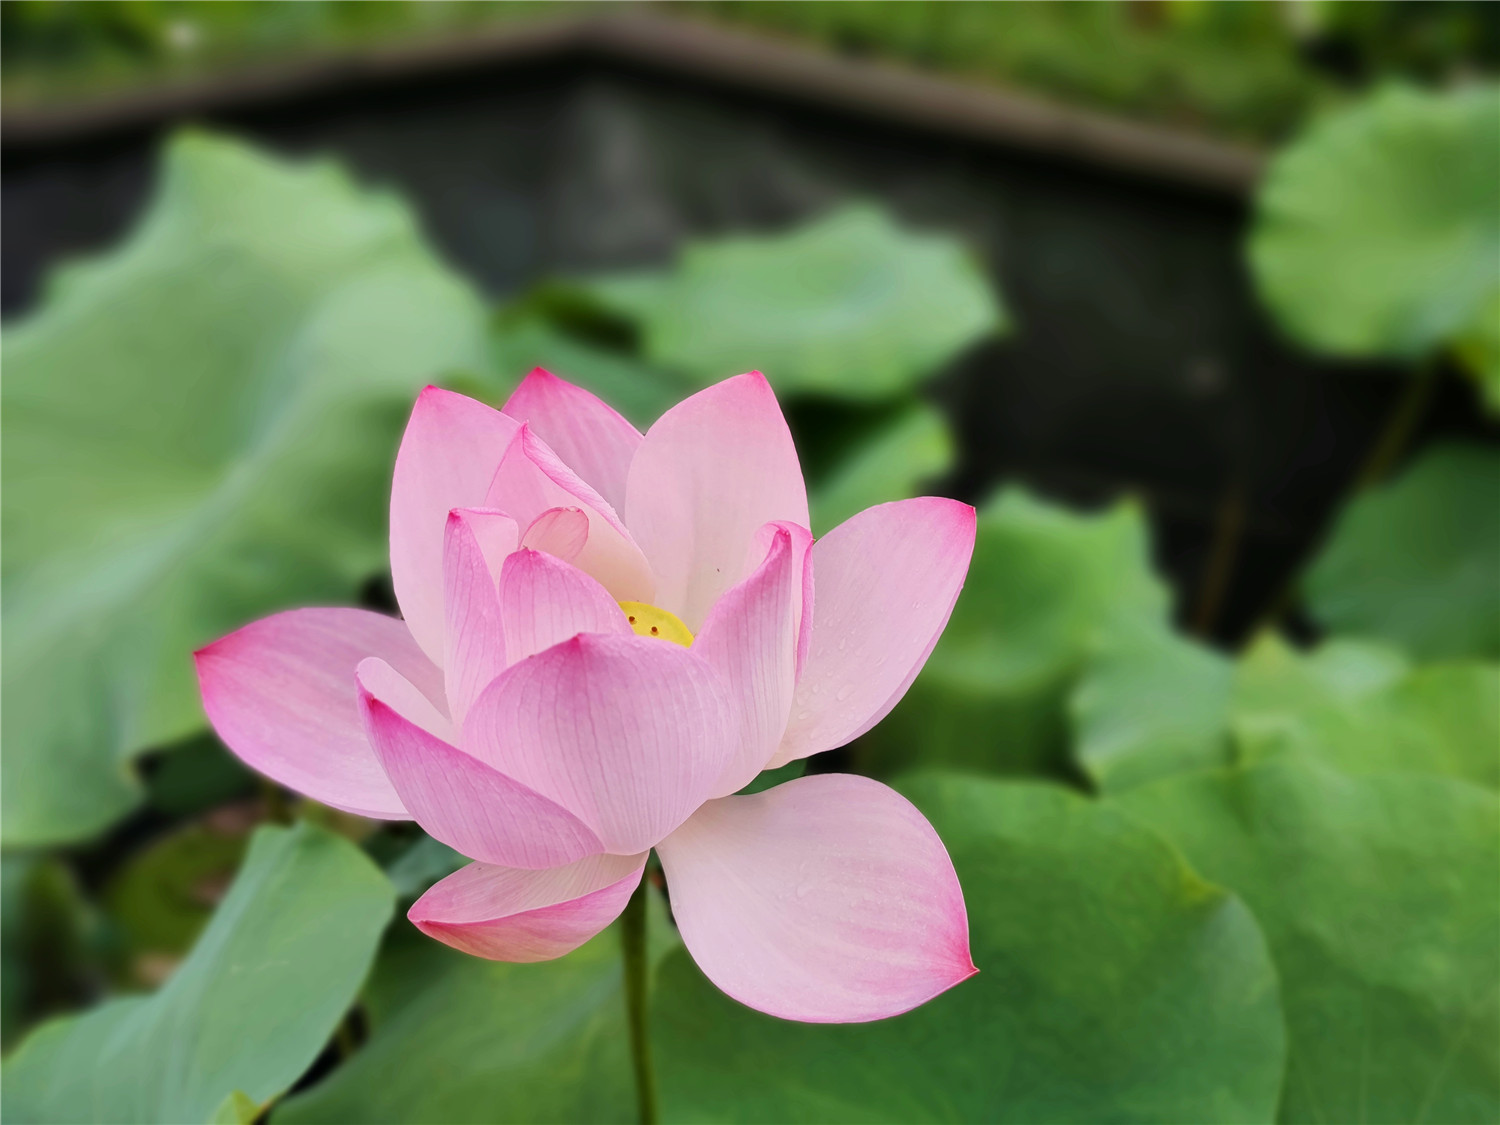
1233 635 1500 789
0 0 560 104
3 823 392 1124
856 490 1172 781
3 69 1499 1125
4 1 1498 142
572 206 1005 402
1 858 99 1054
807 402 954 535
0 131 492 848
101 816 250 988
1249 83 1500 400
1070 621 1234 792
278 921 642 1125
1120 762 1500 1124
1304 442 1500 658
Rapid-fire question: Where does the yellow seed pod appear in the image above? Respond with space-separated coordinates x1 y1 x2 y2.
617 601 695 647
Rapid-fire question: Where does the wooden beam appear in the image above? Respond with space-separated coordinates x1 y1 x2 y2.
2 14 1263 194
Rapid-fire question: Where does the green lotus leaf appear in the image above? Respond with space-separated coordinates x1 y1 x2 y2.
2 823 393 1125
1250 83 1500 361
1234 634 1499 790
1070 620 1234 792
1303 443 1500 660
577 205 1007 400
1 130 491 846
1119 760 1500 1124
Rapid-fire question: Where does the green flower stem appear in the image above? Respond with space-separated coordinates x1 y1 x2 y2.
621 873 659 1125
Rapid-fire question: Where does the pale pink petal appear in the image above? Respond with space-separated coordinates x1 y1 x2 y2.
358 663 604 869
774 498 976 766
498 549 631 666
486 426 654 603
195 609 442 819
695 527 800 797
624 372 809 630
464 634 734 854
520 506 589 563
356 655 455 745
391 387 520 663
453 507 522 575
502 368 643 512
657 774 976 1023
410 852 645 962
746 520 815 678
443 510 519 725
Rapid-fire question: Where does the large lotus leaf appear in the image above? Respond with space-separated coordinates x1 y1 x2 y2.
855 488 1171 778
577 204 1007 400
278 890 678 1125
1 822 393 1125
1379 662 1500 790
654 775 1285 1124
809 401 955 534
1234 634 1500 790
1070 620 1234 792
1249 83 1500 360
1119 760 1500 1124
1 130 491 846
1233 634 1411 741
1303 443 1500 660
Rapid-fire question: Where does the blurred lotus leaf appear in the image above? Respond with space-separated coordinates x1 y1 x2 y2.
1 857 98 1053
654 774 1285 1124
1070 621 1234 793
855 487 1171 778
489 308 685 429
1249 83 1500 368
1453 290 1500 413
1 822 394 1125
807 401 956 534
1119 760 1500 1125
277 900 676 1125
102 816 253 987
1303 442 1500 660
383 833 466 901
0 859 34 1043
1076 626 1500 796
0 130 491 847
1233 634 1500 790
144 734 256 819
209 1091 262 1125
575 204 1008 400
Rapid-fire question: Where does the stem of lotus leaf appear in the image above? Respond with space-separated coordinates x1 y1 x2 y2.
1352 356 1440 491
621 871 659 1125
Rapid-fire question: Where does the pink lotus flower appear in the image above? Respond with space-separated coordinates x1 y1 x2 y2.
196 369 976 1022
